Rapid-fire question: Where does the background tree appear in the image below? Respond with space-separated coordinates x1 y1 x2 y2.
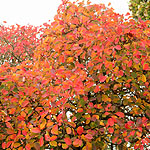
0 24 44 66
129 0 150 20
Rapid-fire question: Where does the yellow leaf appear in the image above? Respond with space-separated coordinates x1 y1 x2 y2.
47 121 54 127
62 143 68 149
67 57 74 63
141 74 146 82
86 142 92 150
13 143 21 148
102 95 111 102
40 119 46 129
99 121 104 126
49 141 57 147
66 127 72 134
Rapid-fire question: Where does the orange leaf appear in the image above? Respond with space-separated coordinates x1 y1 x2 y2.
31 127 41 133
40 119 46 129
141 74 146 82
47 121 54 127
66 127 71 134
50 136 57 141
77 126 84 135
108 127 114 133
64 137 72 145
108 2 111 6
51 125 58 135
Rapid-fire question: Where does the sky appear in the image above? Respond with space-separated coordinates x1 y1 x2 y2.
0 0 130 26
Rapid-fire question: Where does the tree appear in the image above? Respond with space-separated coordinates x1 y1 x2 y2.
0 0 150 150
129 0 150 20
0 24 42 66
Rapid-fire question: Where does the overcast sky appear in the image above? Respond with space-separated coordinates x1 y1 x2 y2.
0 0 130 26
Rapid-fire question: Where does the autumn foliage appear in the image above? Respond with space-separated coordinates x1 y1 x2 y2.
129 0 150 21
0 0 150 150
0 24 42 66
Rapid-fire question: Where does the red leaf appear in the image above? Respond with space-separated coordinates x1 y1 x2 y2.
73 139 82 147
77 126 84 135
99 76 107 82
40 136 44 146
45 134 50 141
31 127 41 133
116 112 125 118
108 127 114 133
85 134 93 140
128 60 132 67
125 12 130 16
2 142 6 149
108 118 114 126
64 137 72 145
143 63 149 70
25 144 31 150
22 101 29 107
115 45 121 50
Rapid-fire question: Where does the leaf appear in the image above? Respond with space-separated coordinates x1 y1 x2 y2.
108 127 114 134
116 112 125 118
50 141 57 147
102 95 111 102
99 76 107 82
50 136 57 141
66 127 72 134
64 137 72 145
73 139 82 147
45 134 50 141
25 144 31 150
13 142 21 148
141 74 146 82
47 121 54 127
34 142 40 150
115 45 121 50
2 142 6 149
143 63 149 70
128 60 132 67
77 126 84 135
22 101 29 107
51 125 58 135
7 129 14 134
108 118 114 126
40 119 46 129
62 143 68 149
39 136 44 146
86 142 92 149
85 134 93 140
31 127 41 133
